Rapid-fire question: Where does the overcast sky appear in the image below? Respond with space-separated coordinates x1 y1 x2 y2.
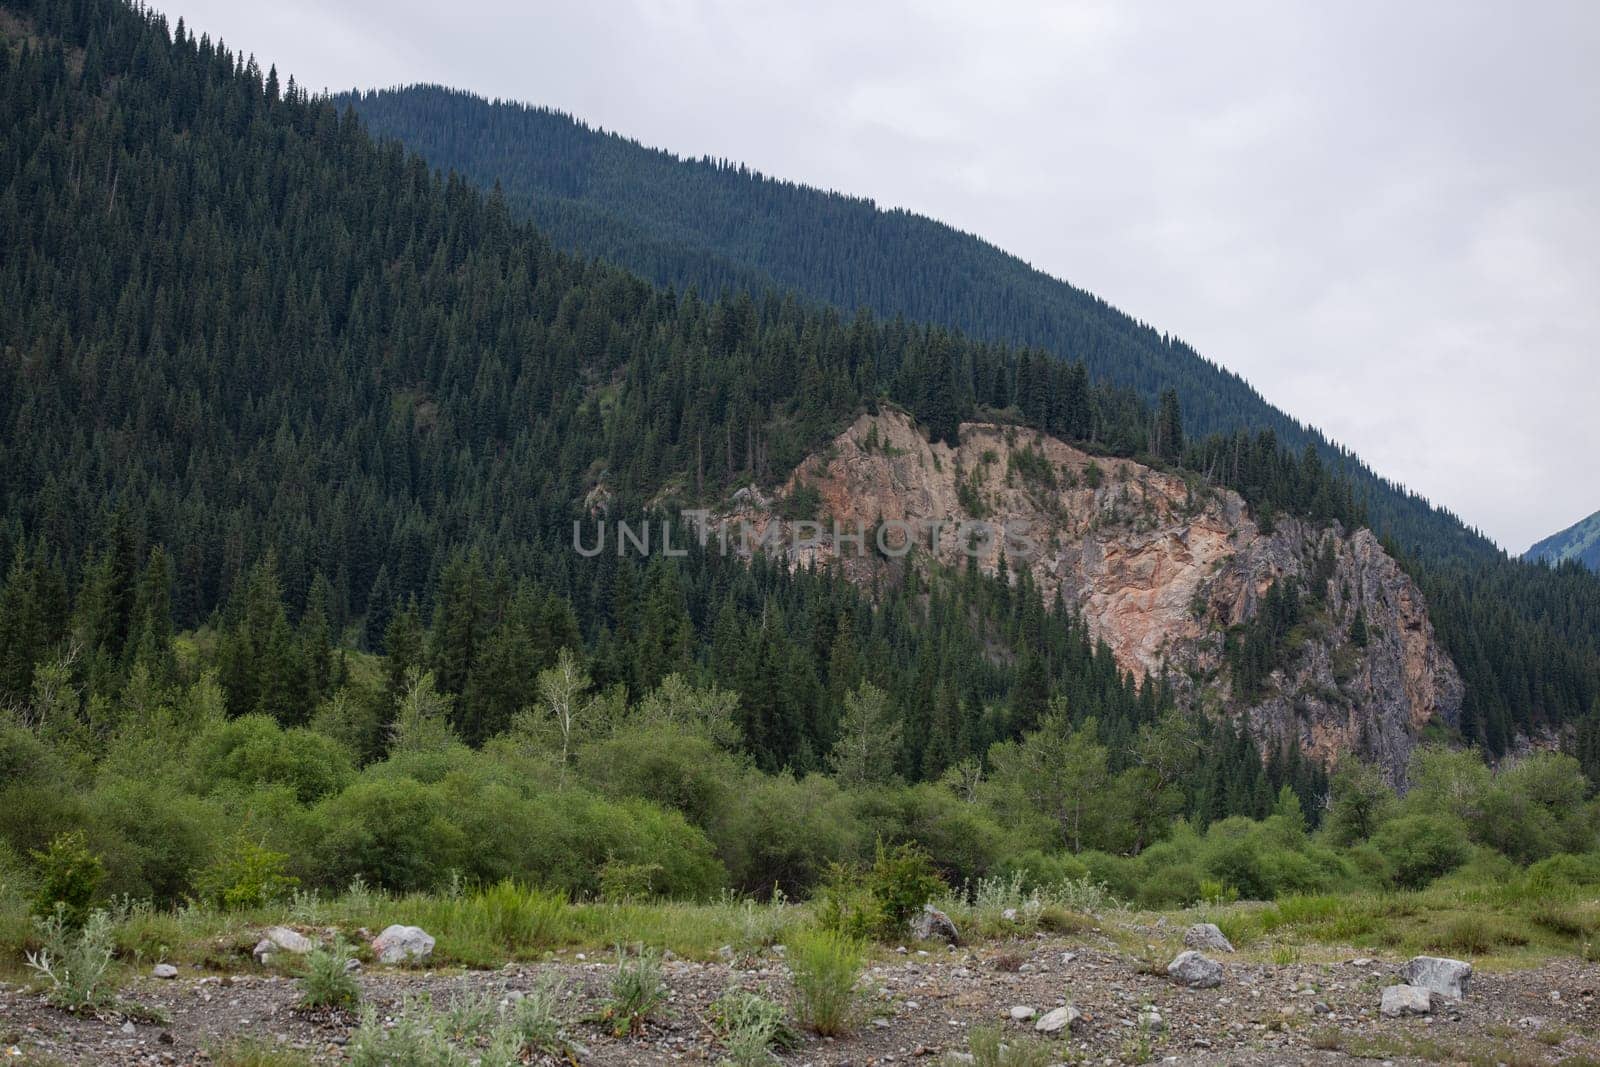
154 0 1599 552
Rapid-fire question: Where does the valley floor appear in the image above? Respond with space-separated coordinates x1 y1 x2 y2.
4 929 1597 1066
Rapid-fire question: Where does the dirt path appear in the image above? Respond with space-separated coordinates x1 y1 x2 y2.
4 936 1597 1065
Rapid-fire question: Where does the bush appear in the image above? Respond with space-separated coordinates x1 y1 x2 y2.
498 975 579 1060
194 838 300 910
25 907 118 1012
1371 814 1472 889
598 945 666 1037
788 929 867 1037
189 714 355 804
299 939 360 1009
311 776 467 892
30 830 104 928
869 840 944 935
708 987 799 1065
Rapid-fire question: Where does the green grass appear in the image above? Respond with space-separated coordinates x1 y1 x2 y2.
788 929 868 1037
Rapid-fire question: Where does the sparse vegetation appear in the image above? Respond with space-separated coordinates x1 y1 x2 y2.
298 939 360 1010
788 929 868 1036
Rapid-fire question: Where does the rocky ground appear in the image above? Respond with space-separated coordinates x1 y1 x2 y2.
4 929 1598 1066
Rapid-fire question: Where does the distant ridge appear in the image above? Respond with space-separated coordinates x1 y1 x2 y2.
1526 509 1600 571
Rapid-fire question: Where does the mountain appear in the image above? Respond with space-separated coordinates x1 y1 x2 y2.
719 408 1462 783
0 0 1595 774
338 84 1600 752
340 85 1492 568
1526 509 1600 572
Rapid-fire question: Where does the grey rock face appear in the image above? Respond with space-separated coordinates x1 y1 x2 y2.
1400 956 1472 999
372 924 435 965
1167 950 1224 988
910 903 960 945
1380 984 1433 1017
1183 922 1235 953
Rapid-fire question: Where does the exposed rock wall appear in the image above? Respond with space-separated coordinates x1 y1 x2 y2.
720 409 1462 780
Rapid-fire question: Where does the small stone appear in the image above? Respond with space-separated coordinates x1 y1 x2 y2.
121 1021 136 1034
1034 1005 1081 1033
1399 957 1471 1000
1184 922 1235 953
1009 1005 1037 1021
1379 984 1432 1017
1168 950 1224 989
152 963 178 979
1139 1009 1165 1033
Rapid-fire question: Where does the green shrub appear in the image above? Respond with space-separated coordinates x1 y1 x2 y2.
597 944 667 1037
189 715 355 804
25 907 117 1012
311 776 467 892
708 987 800 1065
953 1024 1058 1067
347 998 470 1067
788 929 867 1037
866 840 945 937
194 838 299 910
498 975 580 1060
299 939 360 1010
1371 815 1472 889
30 831 104 928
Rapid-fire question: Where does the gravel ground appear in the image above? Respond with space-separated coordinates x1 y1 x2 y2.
3 934 1597 1065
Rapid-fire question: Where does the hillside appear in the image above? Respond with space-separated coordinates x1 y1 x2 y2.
719 409 1461 782
1526 508 1600 571
341 85 1493 567
335 86 1600 753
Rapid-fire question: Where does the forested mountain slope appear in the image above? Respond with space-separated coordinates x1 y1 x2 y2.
342 85 1490 566
0 0 1594 770
337 85 1600 752
1527 509 1600 572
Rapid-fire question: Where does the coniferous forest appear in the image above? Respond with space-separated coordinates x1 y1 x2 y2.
2 0 1600 940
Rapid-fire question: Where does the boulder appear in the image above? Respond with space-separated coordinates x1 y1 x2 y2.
1380 984 1432 1017
1034 1005 1081 1033
910 904 960 945
1399 956 1471 1000
1167 950 1224 989
372 924 435 965
252 925 317 964
1183 922 1235 953
151 963 178 979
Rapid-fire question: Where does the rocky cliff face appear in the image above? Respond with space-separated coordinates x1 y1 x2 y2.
719 409 1462 781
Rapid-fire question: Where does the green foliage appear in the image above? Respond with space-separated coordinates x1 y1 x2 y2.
29 832 104 929
1371 815 1474 889
709 987 800 1065
347 999 471 1067
868 841 945 937
598 945 667 1037
499 975 580 1060
24 907 118 1013
298 939 361 1010
952 1025 1058 1067
788 928 868 1037
194 839 299 911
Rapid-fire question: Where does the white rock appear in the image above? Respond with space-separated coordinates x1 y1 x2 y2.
1380 984 1432 1017
1183 922 1235 953
151 963 178 979
910 903 960 945
1168 950 1224 989
1034 1005 1081 1033
252 926 317 964
1009 1005 1037 1021
1399 956 1471 1000
371 924 435 965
